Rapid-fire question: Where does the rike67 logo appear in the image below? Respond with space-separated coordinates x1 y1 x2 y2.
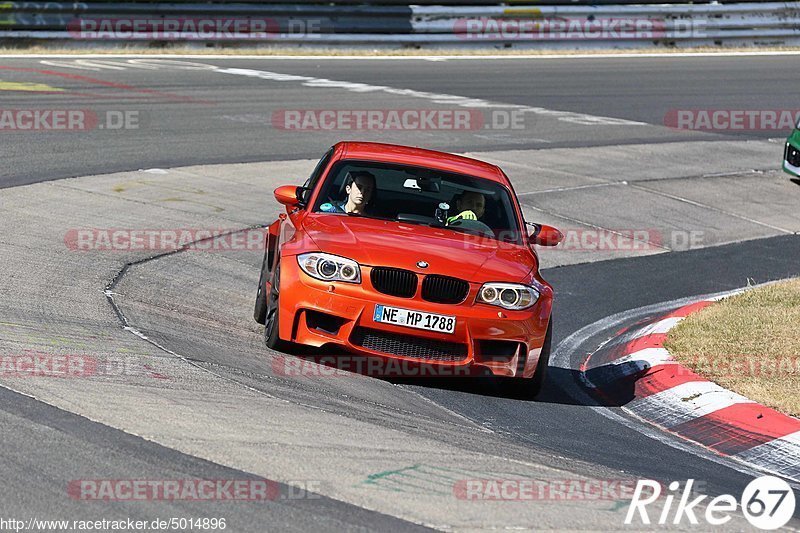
625 476 796 530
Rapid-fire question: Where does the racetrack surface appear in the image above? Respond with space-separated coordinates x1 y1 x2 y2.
0 54 799 531
1 54 799 187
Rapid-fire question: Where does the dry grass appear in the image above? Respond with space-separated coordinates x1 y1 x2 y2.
2 45 800 56
665 279 800 417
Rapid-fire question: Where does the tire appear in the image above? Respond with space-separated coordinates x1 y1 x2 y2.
507 317 553 400
264 262 292 352
253 248 269 324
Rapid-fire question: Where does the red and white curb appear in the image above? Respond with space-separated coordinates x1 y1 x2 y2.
581 292 800 483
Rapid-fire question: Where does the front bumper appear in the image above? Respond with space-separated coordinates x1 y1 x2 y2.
275 257 552 378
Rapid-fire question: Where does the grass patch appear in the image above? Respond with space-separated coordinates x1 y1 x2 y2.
665 279 800 417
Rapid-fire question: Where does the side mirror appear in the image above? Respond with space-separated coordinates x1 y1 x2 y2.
274 185 301 207
529 224 563 247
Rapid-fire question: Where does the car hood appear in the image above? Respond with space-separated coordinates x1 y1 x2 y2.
301 214 535 283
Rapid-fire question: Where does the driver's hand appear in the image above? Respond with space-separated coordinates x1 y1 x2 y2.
447 210 477 224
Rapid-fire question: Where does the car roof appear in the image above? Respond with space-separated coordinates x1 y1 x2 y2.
334 142 508 185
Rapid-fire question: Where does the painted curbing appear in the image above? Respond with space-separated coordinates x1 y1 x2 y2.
581 294 800 482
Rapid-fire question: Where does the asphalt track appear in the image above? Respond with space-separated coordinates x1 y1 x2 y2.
0 54 799 531
1 54 800 187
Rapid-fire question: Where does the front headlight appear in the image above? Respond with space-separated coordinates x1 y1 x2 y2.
297 252 361 283
477 282 539 310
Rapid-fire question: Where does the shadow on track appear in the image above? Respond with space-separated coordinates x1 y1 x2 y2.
279 344 594 406
388 367 598 407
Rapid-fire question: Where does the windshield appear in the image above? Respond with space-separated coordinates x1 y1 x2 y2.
313 160 522 244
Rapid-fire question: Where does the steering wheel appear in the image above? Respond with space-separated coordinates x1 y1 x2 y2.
448 218 494 237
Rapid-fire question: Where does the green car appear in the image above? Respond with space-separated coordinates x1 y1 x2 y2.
783 120 800 177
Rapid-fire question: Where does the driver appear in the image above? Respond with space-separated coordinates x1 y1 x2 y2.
320 171 376 215
447 191 486 225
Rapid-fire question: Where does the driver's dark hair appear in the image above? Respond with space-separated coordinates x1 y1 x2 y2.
344 170 376 188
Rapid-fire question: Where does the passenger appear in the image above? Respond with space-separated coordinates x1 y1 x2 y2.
320 171 376 215
447 191 486 225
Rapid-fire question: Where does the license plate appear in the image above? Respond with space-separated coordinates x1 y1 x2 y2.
373 304 456 334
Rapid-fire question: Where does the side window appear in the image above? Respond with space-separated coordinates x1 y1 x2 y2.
300 147 334 205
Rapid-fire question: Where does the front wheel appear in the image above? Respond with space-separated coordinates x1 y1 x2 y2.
264 262 292 352
253 248 269 324
506 318 552 400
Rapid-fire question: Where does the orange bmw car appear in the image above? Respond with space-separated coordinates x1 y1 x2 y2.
254 142 562 397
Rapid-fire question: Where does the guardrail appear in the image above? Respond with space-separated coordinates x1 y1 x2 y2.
1 2 799 48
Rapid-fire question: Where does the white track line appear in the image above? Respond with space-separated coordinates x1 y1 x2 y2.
597 316 685 350
213 65 646 126
28 56 648 128
629 316 685 338
706 289 748 301
587 347 676 375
